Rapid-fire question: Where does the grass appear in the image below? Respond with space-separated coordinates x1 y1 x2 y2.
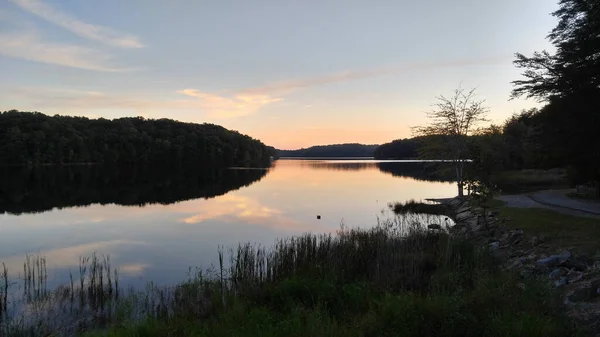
484 199 600 255
491 168 569 194
388 199 454 218
0 215 584 336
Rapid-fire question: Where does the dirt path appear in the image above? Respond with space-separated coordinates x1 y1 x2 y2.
498 189 600 219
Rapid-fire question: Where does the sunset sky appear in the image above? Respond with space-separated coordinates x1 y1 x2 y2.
0 0 557 149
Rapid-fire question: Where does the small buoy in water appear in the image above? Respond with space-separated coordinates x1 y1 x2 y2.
317 215 321 219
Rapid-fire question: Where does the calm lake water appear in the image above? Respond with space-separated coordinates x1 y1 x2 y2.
0 159 456 288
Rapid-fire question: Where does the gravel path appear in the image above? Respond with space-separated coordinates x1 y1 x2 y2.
498 189 600 219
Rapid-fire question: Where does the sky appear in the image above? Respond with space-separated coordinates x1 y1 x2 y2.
0 0 558 149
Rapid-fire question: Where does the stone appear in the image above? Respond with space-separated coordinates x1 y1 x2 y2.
566 278 600 303
510 231 523 245
558 250 572 260
537 250 572 267
562 258 588 271
530 236 539 246
428 224 442 230
555 276 569 288
567 270 584 284
509 250 525 258
591 261 600 272
489 241 500 251
549 268 569 280
508 259 524 269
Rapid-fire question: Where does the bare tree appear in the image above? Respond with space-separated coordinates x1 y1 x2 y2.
413 86 489 197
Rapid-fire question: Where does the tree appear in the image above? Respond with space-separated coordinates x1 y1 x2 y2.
511 0 600 194
413 86 489 197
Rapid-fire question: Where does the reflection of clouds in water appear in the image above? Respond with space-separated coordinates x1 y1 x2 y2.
181 195 280 224
179 194 329 233
1 239 148 276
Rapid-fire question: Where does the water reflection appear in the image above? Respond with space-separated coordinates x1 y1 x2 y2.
0 159 457 289
0 165 268 215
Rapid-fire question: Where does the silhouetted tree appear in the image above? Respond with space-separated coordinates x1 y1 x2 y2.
511 0 600 194
413 87 489 197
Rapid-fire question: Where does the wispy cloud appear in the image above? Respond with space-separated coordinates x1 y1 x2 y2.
243 55 511 96
176 55 510 118
10 0 143 48
244 67 399 95
0 31 138 71
177 89 283 118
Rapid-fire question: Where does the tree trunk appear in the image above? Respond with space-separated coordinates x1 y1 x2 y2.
456 162 464 197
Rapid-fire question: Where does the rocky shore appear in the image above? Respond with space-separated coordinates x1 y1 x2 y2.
437 197 600 333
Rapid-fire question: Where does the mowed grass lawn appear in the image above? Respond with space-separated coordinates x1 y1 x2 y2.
491 200 600 255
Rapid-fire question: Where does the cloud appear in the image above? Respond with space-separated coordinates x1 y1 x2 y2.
177 89 283 118
10 0 143 48
180 195 282 225
0 239 148 275
0 31 137 71
243 55 511 96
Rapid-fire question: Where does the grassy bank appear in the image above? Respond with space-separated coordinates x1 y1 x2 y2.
1 215 581 336
486 200 600 255
491 168 568 194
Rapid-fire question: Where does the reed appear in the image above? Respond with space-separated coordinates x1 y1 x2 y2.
0 213 575 336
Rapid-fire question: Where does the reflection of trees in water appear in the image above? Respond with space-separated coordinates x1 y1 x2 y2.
301 160 455 183
376 162 455 183
301 161 374 171
0 165 268 215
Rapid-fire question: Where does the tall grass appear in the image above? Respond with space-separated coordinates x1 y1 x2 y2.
0 214 580 336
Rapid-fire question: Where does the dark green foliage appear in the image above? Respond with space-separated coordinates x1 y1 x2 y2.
0 110 272 167
0 165 267 215
1 221 580 336
511 0 600 192
373 137 420 159
277 143 378 158
377 162 456 182
80 232 577 337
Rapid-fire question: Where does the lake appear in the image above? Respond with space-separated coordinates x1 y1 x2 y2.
0 159 457 289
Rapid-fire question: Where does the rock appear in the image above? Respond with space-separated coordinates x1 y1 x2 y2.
558 250 572 260
566 278 600 303
567 269 584 284
562 258 588 271
555 276 569 288
510 231 523 245
509 250 526 258
508 259 524 269
549 268 569 280
456 212 474 222
488 211 499 217
537 250 572 267
591 261 600 271
427 224 442 230
489 241 500 251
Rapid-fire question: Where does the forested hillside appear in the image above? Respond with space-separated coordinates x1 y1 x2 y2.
278 143 378 157
0 110 274 166
373 138 420 159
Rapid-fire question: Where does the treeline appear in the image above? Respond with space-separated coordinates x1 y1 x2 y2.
471 0 600 189
0 110 274 167
0 165 267 215
278 143 378 157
